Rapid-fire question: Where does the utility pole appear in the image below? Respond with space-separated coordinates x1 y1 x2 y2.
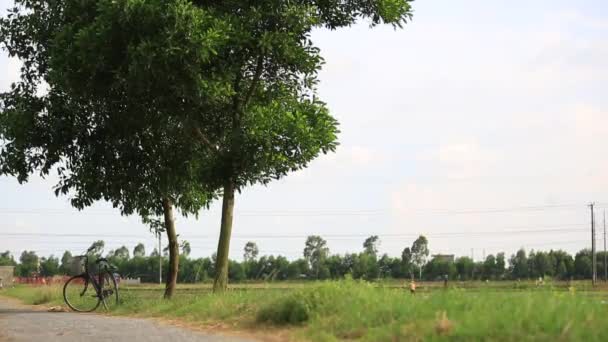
590 203 597 286
604 210 608 282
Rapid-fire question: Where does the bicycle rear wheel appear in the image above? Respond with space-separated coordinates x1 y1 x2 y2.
100 271 119 311
63 275 100 312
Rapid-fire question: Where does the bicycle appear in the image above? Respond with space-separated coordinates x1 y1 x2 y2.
63 247 119 312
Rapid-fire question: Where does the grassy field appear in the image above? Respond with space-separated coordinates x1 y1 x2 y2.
2 280 608 341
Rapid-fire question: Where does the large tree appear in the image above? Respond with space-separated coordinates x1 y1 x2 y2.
1 0 414 293
0 0 216 298
195 1 413 291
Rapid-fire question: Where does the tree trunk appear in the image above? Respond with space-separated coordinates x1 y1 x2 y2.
162 197 179 299
213 180 236 292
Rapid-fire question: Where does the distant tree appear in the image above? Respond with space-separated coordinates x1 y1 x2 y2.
401 247 413 278
550 250 574 279
87 240 105 257
533 251 552 278
180 241 191 257
0 251 16 266
40 255 60 276
352 253 379 280
18 251 39 276
411 236 429 280
133 243 146 258
304 235 330 279
363 235 380 257
425 256 456 280
509 248 528 279
495 252 506 279
377 254 393 278
243 242 259 262
556 261 568 280
574 249 592 279
59 251 72 274
483 254 496 279
455 256 474 280
110 246 130 260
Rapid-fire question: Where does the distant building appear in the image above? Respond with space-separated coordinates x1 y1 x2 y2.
0 266 15 287
432 254 455 263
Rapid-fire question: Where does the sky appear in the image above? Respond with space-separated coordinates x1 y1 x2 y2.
1 0 608 262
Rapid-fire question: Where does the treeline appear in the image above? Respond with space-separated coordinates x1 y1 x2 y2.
0 235 600 282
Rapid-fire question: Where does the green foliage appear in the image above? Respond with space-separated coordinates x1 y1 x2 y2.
39 255 60 277
257 292 311 325
363 235 379 256
0 250 16 266
133 243 146 258
411 235 429 279
304 235 329 278
17 250 39 276
243 241 259 262
87 240 105 257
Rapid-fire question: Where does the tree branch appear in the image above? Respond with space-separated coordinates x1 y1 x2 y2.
243 55 264 109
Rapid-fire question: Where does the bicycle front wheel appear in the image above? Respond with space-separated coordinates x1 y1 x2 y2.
63 275 100 312
100 271 119 311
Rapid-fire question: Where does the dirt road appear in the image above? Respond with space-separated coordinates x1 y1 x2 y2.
0 297 256 342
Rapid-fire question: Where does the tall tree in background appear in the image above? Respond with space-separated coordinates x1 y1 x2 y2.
304 235 330 278
363 235 380 257
401 247 413 278
243 242 260 262
509 249 529 279
40 255 60 277
411 236 429 280
0 251 16 266
87 241 105 258
181 241 191 257
109 246 130 260
133 244 146 258
18 251 39 277
59 251 72 274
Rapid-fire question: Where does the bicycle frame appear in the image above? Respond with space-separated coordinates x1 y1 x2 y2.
77 255 112 309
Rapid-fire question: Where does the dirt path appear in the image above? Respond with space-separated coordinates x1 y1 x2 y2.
0 297 257 342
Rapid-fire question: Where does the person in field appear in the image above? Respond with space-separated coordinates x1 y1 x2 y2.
409 280 416 294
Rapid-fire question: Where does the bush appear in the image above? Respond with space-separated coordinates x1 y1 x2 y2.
257 294 310 325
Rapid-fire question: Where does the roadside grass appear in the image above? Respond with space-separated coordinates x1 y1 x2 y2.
3 280 608 341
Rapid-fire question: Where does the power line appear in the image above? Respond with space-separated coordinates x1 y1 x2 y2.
0 226 588 240
0 202 594 217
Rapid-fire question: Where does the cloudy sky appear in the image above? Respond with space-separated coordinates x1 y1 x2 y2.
1 0 607 262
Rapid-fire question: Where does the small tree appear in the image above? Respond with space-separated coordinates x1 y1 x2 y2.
110 246 130 260
243 242 260 262
0 251 16 266
363 235 380 257
133 243 146 258
411 236 429 280
40 256 60 277
304 235 330 279
18 251 39 277
87 241 105 258
180 241 191 257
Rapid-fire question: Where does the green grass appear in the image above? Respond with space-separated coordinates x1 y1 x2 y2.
2 280 608 341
